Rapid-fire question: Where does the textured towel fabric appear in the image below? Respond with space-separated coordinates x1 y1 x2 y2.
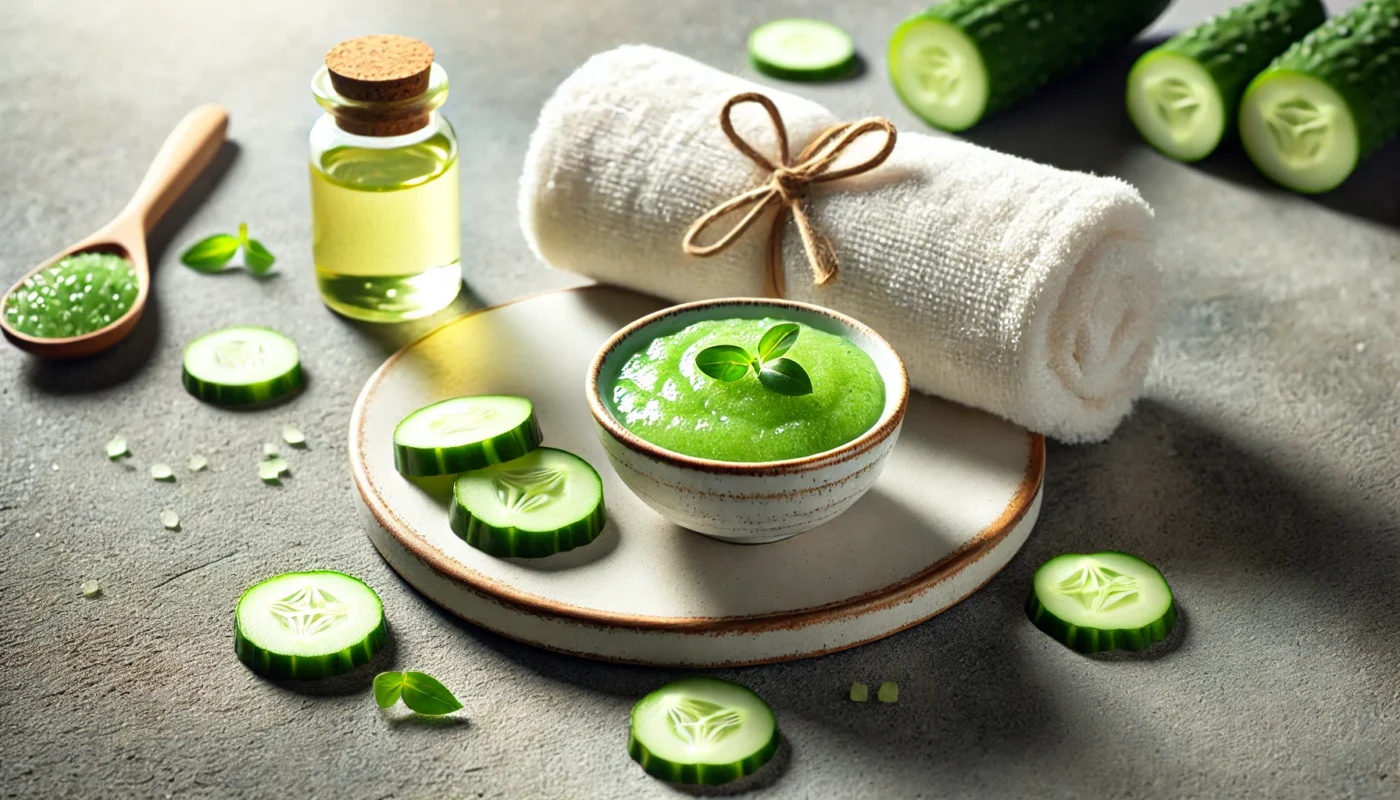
519 45 1162 443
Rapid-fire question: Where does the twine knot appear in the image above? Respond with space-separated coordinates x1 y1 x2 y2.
682 92 897 298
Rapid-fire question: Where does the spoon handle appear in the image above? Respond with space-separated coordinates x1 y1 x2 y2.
120 104 229 233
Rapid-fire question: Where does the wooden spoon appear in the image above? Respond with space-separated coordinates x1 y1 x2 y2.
1 104 229 359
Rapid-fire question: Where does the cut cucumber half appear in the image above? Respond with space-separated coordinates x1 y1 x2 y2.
628 677 779 786
234 570 387 680
1127 0 1326 162
1026 551 1176 654
182 326 303 407
888 16 989 132
1127 51 1228 162
748 18 857 82
449 447 605 558
1240 73 1360 193
890 0 1171 132
1240 1 1400 194
393 395 543 477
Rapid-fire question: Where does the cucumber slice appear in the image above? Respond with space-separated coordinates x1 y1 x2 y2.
393 395 543 477
1127 0 1326 162
628 677 779 786
1026 551 1176 654
449 447 605 558
1238 0 1400 194
890 0 1171 132
748 18 857 82
234 570 387 680
182 326 303 407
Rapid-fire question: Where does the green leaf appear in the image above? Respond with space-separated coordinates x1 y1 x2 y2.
757 358 813 396
373 671 405 709
180 234 240 272
244 238 276 274
695 345 754 383
757 323 800 363
400 671 463 715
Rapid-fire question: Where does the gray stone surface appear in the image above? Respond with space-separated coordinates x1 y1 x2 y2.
2 0 1397 797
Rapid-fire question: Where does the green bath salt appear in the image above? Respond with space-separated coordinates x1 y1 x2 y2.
4 252 139 338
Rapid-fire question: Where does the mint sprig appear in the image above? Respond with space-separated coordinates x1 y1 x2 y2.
695 322 813 397
180 222 276 275
374 671 464 716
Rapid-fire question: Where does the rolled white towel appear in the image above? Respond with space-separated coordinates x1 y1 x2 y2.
520 45 1161 443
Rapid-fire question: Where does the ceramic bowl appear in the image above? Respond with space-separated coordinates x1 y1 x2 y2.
586 298 910 543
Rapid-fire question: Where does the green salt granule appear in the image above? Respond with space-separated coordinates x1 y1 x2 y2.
281 426 306 447
262 442 280 458
150 463 174 481
4 252 140 338
258 462 282 483
187 455 208 472
80 580 101 598
161 510 180 530
105 436 128 459
849 682 869 702
265 456 288 475
877 681 899 704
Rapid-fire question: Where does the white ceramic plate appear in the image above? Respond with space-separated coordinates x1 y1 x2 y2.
350 286 1044 667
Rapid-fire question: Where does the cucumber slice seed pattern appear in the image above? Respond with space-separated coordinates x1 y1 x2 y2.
666 698 744 748
915 45 961 99
269 584 350 639
1146 77 1206 141
1263 97 1334 168
493 466 567 514
1056 562 1140 613
214 337 267 371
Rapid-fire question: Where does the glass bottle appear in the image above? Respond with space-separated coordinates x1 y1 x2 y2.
309 35 461 322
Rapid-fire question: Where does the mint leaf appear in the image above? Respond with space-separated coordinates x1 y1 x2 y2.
373 671 405 709
757 323 800 363
400 671 463 715
180 234 240 272
695 345 754 383
757 358 813 396
244 238 276 274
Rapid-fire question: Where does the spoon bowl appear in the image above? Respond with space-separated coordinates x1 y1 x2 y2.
1 104 228 359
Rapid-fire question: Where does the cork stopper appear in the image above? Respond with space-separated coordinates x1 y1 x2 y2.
324 35 435 135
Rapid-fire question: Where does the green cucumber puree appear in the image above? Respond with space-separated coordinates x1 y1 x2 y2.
4 252 139 338
611 318 885 462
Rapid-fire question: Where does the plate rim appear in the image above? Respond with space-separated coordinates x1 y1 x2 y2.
349 285 1047 634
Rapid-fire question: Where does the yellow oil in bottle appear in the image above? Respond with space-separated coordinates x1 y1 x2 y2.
310 132 461 322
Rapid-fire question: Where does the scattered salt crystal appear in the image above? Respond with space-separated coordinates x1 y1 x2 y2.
282 426 306 447
80 580 101 598
187 455 208 472
105 436 128 459
150 463 174 481
161 510 180 530
262 443 280 458
849 682 869 703
1355 342 1367 353
877 681 899 703
258 462 281 483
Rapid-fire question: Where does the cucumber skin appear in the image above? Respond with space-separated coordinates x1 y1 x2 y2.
1251 0 1400 158
182 362 303 407
1147 0 1326 117
628 729 779 786
393 407 543 477
450 491 605 558
233 572 388 681
1025 588 1177 654
911 0 1172 122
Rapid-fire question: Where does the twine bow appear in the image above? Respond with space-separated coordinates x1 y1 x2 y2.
682 92 897 298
